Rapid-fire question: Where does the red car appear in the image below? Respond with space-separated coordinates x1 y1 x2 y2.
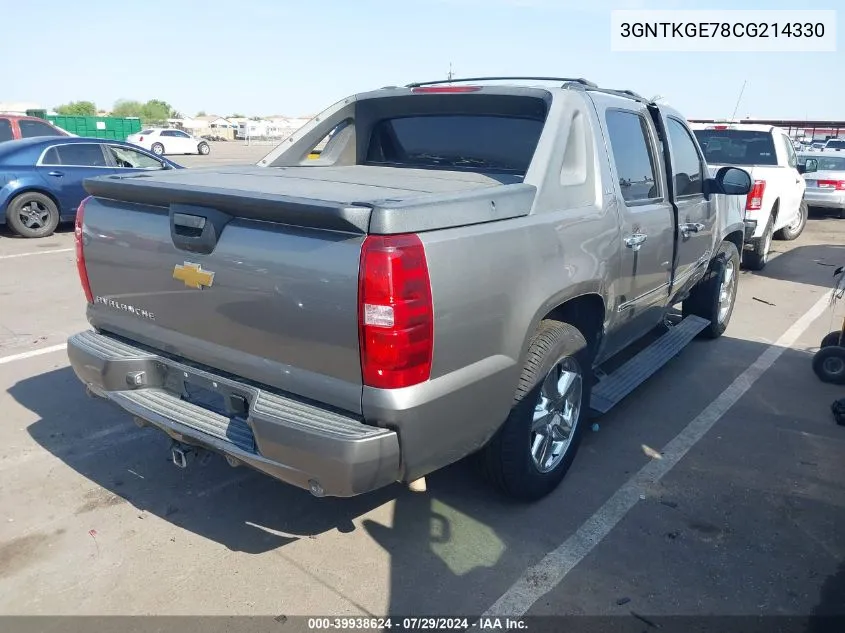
0 115 70 142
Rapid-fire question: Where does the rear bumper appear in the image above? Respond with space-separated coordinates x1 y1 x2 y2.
743 219 758 242
804 190 845 210
66 330 401 497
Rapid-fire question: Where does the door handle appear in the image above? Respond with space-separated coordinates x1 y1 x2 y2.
624 233 647 251
48 171 64 177
680 222 704 237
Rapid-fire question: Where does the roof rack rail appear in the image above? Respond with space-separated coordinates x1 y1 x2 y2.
587 87 653 105
405 76 598 88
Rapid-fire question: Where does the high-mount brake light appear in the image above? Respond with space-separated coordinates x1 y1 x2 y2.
411 86 482 93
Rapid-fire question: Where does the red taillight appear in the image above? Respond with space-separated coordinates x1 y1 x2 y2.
358 234 434 389
745 180 766 211
818 180 845 190
138 136 144 142
709 125 730 130
75 196 93 303
411 86 481 93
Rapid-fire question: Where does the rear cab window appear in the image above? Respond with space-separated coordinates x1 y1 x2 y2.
692 128 778 166
19 119 65 138
361 93 549 176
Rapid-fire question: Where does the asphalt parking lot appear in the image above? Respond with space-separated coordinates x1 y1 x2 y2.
1 151 844 622
174 140 275 167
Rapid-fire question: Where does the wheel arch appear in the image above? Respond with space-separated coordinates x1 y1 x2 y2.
521 291 607 368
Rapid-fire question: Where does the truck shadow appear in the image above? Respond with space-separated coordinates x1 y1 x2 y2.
751 243 845 289
8 330 845 616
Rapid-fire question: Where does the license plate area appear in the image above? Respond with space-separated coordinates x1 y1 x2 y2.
163 369 251 419
806 179 818 188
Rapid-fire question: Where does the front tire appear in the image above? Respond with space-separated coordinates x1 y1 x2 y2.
775 200 807 241
5 192 60 238
198 142 210 155
812 346 845 385
682 240 740 339
482 320 591 501
151 143 164 156
742 215 773 271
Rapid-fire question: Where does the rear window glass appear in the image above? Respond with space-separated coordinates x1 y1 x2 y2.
140 129 155 135
365 114 544 175
825 140 845 149
0 119 12 142
19 119 65 138
801 155 845 171
692 129 778 166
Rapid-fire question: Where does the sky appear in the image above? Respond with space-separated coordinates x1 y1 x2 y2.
3 0 841 120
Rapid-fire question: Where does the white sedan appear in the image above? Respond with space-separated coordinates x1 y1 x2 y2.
126 128 211 156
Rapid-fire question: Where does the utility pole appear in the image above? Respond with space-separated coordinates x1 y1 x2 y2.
447 62 454 82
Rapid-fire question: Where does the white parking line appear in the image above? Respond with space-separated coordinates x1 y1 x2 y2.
0 248 73 260
0 343 67 366
483 289 833 617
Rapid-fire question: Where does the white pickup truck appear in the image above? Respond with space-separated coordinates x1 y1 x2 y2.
691 123 807 270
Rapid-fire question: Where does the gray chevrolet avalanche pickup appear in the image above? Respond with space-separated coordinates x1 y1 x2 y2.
67 77 752 501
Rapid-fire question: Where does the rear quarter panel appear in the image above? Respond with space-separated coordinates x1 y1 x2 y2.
361 89 623 480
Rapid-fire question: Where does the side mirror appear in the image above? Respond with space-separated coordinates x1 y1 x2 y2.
801 158 818 174
712 166 752 195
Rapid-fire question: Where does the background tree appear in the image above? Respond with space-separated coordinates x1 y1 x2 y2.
54 101 97 116
111 99 179 124
111 99 144 118
196 110 207 117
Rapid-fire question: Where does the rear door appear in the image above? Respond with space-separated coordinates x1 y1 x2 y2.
660 115 714 291
602 105 674 345
37 143 111 215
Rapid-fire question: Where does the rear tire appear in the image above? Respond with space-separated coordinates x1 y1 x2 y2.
812 346 845 385
151 143 164 156
198 142 210 155
682 240 740 339
482 320 592 502
5 192 60 238
775 200 807 241
742 215 773 271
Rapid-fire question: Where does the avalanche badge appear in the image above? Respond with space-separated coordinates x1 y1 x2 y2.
173 262 215 290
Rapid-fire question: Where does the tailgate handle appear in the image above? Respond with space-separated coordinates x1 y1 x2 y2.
170 205 233 255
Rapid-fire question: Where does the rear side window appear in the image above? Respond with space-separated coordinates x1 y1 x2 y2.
19 119 64 138
666 118 704 197
42 144 108 167
365 115 544 175
604 109 660 204
0 119 12 142
826 139 845 150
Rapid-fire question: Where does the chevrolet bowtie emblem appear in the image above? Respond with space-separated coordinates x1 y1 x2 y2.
173 262 215 289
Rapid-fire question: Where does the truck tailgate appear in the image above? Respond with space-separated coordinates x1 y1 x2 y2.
80 194 367 414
